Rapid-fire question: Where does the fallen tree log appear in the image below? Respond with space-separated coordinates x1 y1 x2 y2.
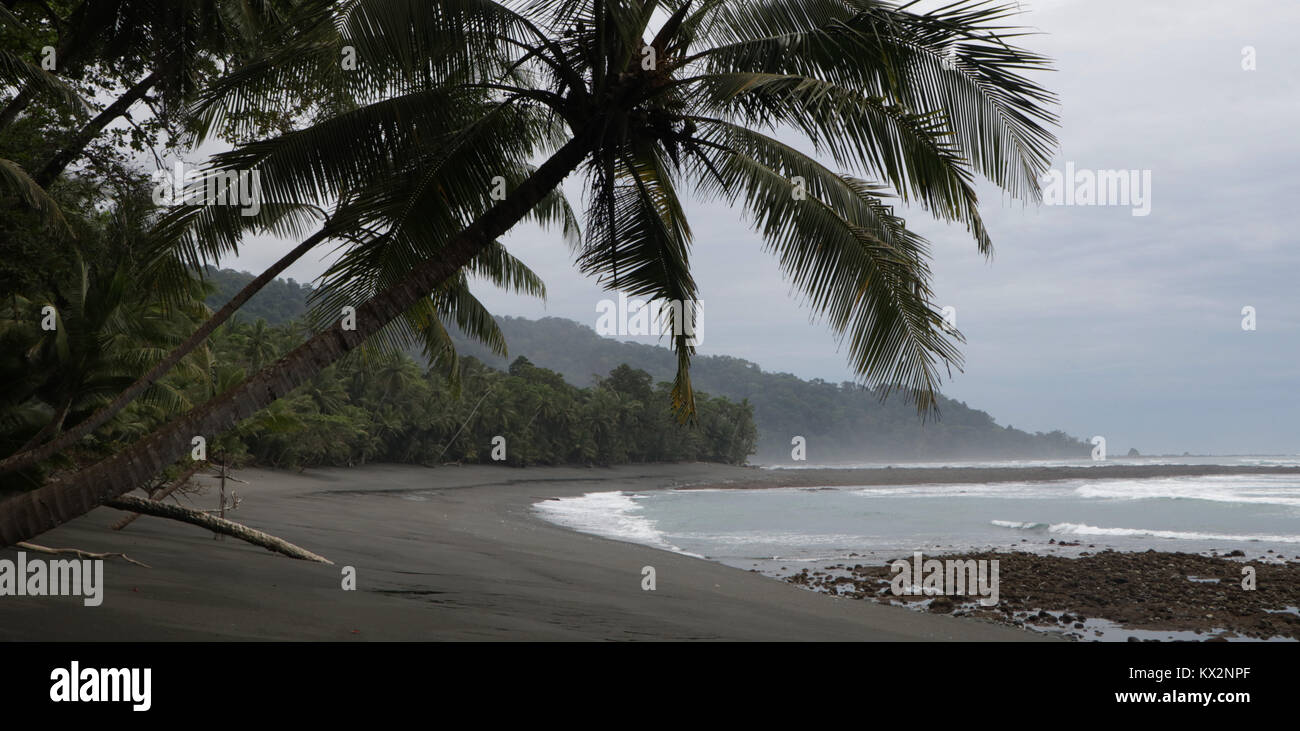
111 460 208 531
104 495 333 565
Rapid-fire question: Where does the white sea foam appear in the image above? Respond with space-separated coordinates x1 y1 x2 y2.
990 519 1049 530
669 530 879 548
1073 475 1300 507
761 456 1300 470
851 481 1075 498
843 474 1300 507
991 519 1300 544
533 492 698 555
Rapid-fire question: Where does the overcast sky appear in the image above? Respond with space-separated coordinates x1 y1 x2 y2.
223 0 1300 456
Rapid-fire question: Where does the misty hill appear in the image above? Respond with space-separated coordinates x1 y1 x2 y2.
203 269 1089 463
451 316 1088 463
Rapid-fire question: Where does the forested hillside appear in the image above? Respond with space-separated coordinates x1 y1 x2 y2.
201 267 313 326
206 271 1088 464
187 323 756 470
193 274 755 469
453 317 1088 462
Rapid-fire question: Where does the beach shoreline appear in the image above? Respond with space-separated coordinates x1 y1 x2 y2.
0 462 1040 641
4 461 1295 641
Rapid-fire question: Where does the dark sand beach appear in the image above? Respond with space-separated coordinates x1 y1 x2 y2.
6 462 1297 641
1 463 1049 641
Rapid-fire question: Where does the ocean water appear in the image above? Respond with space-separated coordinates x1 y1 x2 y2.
534 468 1300 572
758 455 1300 470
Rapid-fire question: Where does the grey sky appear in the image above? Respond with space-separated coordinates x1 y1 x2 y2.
224 0 1300 456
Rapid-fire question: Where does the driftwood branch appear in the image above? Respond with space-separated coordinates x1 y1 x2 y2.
104 495 333 564
201 491 240 514
15 541 151 568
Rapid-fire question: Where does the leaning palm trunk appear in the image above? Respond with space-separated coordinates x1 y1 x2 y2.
1 0 1059 547
32 71 159 188
0 131 593 546
0 229 330 478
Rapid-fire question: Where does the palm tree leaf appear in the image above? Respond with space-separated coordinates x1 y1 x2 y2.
0 7 89 114
577 138 699 419
692 117 961 411
692 70 991 251
0 158 69 234
686 0 1057 201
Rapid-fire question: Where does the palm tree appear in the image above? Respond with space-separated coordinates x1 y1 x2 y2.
0 5 83 231
373 353 421 401
0 255 207 440
0 0 340 472
2 0 324 182
241 319 279 371
0 0 1056 545
302 369 349 413
0 75 568 476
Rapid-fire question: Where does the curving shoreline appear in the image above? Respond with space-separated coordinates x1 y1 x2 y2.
0 463 1043 641
4 461 1295 641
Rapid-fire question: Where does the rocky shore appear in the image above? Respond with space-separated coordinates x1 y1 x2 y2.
784 549 1300 641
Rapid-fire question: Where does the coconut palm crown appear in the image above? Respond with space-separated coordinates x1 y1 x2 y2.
0 0 1057 545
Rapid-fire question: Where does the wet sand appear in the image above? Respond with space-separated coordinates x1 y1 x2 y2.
0 463 1046 641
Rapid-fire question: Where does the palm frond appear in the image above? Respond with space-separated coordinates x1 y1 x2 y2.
0 158 70 234
578 138 699 419
693 70 990 251
0 7 88 114
692 117 961 411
